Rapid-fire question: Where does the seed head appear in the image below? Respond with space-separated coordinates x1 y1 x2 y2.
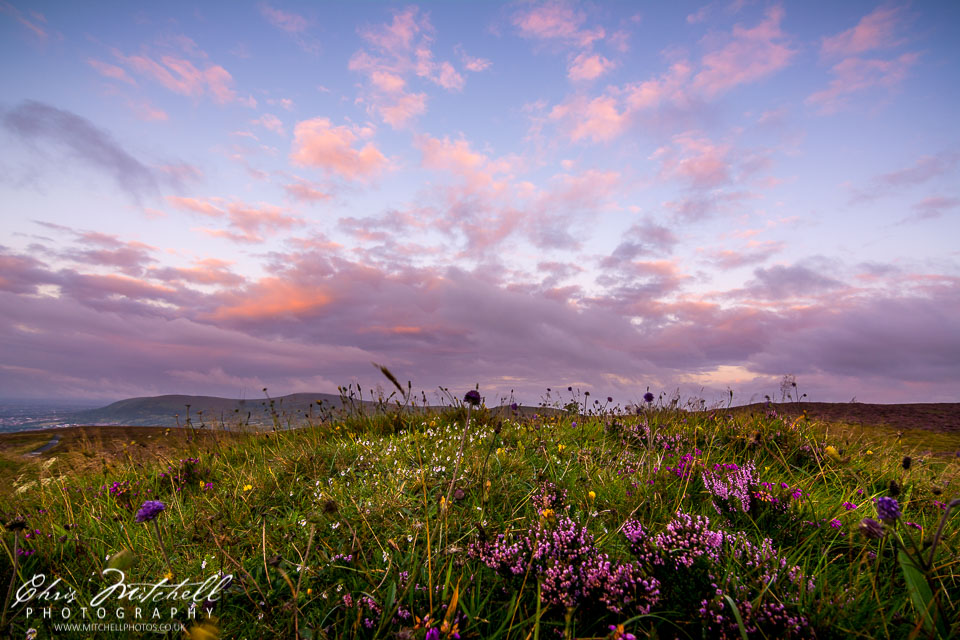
859 517 884 539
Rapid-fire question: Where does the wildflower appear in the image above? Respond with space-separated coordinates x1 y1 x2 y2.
824 445 841 462
163 570 174 581
243 484 253 492
842 501 858 511
643 392 654 404
866 450 873 455
510 402 518 411
875 497 901 524
306 588 313 596
557 443 566 454
859 518 884 539
902 456 912 470
608 624 637 640
134 500 166 523
588 491 596 502
463 390 481 406
26 629 38 640
496 447 504 456
540 508 556 523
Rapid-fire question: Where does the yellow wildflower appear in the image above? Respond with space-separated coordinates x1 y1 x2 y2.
540 508 556 522
866 450 873 455
242 484 253 492
496 447 504 455
163 570 174 581
824 445 841 462
306 588 313 596
557 443 566 453
587 491 596 502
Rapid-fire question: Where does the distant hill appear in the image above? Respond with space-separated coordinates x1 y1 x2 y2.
68 392 355 428
723 401 960 434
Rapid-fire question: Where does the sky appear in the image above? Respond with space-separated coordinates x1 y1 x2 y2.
1 1 958 407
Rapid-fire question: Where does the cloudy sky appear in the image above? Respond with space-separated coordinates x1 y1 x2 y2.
1 1 958 406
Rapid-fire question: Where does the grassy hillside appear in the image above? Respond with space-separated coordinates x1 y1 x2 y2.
1 402 959 639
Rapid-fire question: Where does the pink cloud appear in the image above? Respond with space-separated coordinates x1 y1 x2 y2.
909 196 960 221
567 52 615 82
252 113 285 135
418 135 487 177
692 5 796 97
167 196 302 243
820 5 904 58
878 151 959 187
350 7 467 127
152 258 244 287
654 133 731 189
0 1 48 40
377 92 428 128
61 231 156 276
704 240 784 269
687 5 711 24
369 69 406 93
548 60 692 143
849 151 960 204
807 52 920 114
128 100 168 122
118 52 241 105
549 94 628 143
290 117 388 181
359 5 421 55
456 45 492 72
512 1 604 48
283 177 331 203
210 277 333 320
259 3 309 33
88 58 136 84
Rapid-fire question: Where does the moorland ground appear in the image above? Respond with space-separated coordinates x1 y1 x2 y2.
1 399 959 639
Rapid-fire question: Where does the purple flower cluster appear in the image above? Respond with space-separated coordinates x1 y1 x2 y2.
653 512 724 569
470 484 660 616
875 497 901 523
701 460 757 514
622 512 814 638
134 500 166 523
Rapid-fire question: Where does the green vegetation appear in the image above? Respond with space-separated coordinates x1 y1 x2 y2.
1 397 959 639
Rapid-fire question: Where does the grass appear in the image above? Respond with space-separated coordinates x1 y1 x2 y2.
1 399 959 639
